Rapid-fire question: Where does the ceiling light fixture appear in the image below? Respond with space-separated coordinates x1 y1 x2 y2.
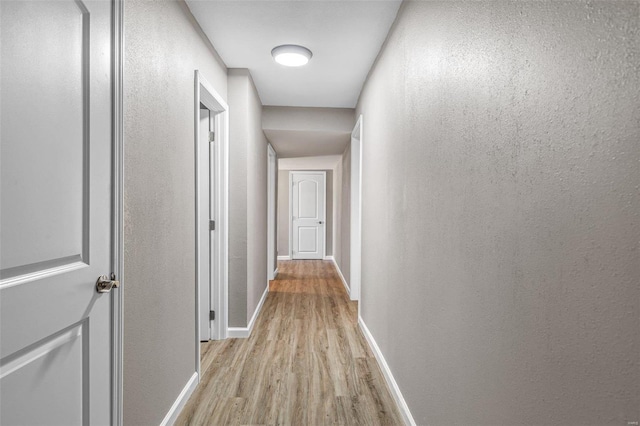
271 44 312 67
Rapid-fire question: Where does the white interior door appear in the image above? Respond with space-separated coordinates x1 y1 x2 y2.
1 1 116 424
291 172 326 260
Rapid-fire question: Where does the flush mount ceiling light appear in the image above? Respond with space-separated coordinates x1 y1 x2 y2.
271 44 312 67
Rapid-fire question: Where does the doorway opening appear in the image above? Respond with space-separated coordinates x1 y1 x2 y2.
267 144 277 279
194 71 229 380
350 115 363 302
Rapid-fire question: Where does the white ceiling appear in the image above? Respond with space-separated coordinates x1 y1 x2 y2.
264 129 349 157
186 0 402 108
279 155 343 170
262 106 354 157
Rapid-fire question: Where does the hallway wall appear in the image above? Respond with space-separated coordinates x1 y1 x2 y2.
356 1 640 425
228 69 269 327
123 1 227 424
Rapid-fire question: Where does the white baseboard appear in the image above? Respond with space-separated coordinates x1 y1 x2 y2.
159 371 198 426
273 268 278 279
277 255 291 261
227 283 269 338
329 258 350 297
358 317 416 426
324 255 334 261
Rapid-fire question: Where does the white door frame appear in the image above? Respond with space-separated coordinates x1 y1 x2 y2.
112 1 124 424
289 170 327 259
267 144 277 279
194 71 229 380
350 115 363 301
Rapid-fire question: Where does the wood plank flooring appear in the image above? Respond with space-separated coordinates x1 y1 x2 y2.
176 260 403 426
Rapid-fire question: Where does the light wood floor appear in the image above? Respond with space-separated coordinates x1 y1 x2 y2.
176 260 403 426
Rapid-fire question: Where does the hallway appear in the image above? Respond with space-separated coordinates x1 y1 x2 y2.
176 260 402 425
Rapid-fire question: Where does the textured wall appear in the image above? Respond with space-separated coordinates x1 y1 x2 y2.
277 170 290 257
123 1 227 424
333 160 343 270
227 70 249 327
276 170 333 257
228 69 269 326
356 1 640 425
246 71 269 323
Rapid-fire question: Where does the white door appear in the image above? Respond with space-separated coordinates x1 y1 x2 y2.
291 172 326 260
1 1 116 424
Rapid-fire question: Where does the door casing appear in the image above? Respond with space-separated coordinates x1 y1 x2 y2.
112 1 125 423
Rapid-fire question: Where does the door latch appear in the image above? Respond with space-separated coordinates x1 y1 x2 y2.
96 274 120 293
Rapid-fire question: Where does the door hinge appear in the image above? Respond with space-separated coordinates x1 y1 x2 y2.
210 310 215 321
209 131 215 142
210 220 215 231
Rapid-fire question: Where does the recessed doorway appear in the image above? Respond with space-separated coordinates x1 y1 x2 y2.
194 71 229 380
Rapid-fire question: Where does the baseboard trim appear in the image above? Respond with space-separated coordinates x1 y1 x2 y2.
277 255 291 261
330 258 350 297
159 371 198 426
273 268 278 279
358 317 416 426
324 255 334 261
227 283 269 338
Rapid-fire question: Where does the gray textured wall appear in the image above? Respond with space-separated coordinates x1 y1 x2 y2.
123 1 227 424
228 70 249 327
277 170 290 257
228 69 268 327
246 71 269 323
356 1 640 425
333 160 343 270
277 170 333 257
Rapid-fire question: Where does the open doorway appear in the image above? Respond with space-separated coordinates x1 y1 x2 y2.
195 71 229 379
267 144 277 280
350 115 363 301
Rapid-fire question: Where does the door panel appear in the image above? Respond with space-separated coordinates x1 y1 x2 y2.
298 227 318 253
1 1 114 424
298 180 318 219
1 322 86 426
291 172 325 260
1 0 88 278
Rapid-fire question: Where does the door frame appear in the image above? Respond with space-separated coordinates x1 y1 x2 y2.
350 115 363 302
194 71 229 379
112 1 124 424
267 144 277 279
289 170 327 260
